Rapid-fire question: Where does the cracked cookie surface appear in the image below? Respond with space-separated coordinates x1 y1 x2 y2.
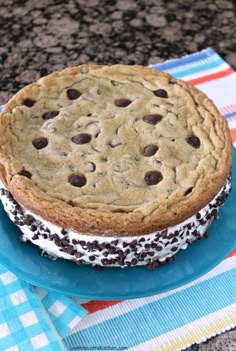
0 65 232 236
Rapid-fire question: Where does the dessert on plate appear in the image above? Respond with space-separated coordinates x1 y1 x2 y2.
0 65 232 269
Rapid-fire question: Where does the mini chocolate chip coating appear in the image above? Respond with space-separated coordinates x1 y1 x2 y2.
114 99 132 107
144 144 158 156
67 89 81 100
143 114 162 125
153 89 168 98
42 111 59 120
18 170 32 179
23 98 36 107
187 136 201 148
69 174 87 187
71 133 92 144
145 171 163 186
32 137 48 150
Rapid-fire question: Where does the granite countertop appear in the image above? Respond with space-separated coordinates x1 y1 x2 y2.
0 0 236 350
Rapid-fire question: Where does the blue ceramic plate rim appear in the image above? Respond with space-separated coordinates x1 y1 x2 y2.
0 151 235 300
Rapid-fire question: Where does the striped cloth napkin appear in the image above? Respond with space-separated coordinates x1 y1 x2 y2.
0 47 235 351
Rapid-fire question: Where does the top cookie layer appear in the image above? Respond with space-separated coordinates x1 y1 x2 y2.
0 65 232 235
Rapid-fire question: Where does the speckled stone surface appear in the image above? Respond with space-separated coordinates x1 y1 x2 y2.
0 0 236 349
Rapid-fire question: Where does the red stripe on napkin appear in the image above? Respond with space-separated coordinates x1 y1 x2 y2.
188 67 234 86
230 128 236 143
81 300 122 313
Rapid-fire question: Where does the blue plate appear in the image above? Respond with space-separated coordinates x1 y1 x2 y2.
0 150 235 300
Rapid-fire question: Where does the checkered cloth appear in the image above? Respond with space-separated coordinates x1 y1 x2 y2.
0 48 236 351
0 265 86 351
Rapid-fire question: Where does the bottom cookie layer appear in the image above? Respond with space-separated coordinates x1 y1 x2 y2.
0 175 232 268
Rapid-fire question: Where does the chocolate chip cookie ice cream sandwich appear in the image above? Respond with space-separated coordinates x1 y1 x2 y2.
0 65 232 269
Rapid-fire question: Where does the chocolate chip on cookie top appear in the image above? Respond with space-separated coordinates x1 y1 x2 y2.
0 65 232 235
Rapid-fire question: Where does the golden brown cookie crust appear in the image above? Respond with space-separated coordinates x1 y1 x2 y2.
0 64 232 236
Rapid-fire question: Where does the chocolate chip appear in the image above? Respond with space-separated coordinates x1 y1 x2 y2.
71 133 92 144
67 89 81 100
75 252 83 258
131 258 138 265
42 111 59 120
32 137 48 150
23 215 34 226
211 209 218 219
186 239 193 245
148 251 155 257
88 162 96 172
171 246 178 252
145 171 163 186
30 225 37 232
76 260 85 265
147 260 159 270
98 243 106 250
61 238 69 246
61 229 67 235
186 136 200 148
107 247 115 254
130 240 137 246
143 114 162 125
113 209 128 213
0 189 5 196
18 170 32 179
153 89 168 98
32 233 39 240
23 98 36 107
143 144 158 156
117 249 124 257
65 245 74 254
101 258 110 265
114 99 132 107
108 141 122 148
193 230 200 237
69 174 87 187
166 256 175 264
184 187 193 196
